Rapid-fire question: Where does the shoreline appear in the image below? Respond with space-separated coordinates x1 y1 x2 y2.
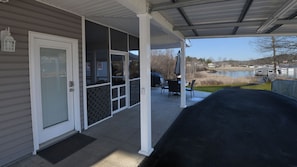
188 70 257 86
213 66 255 71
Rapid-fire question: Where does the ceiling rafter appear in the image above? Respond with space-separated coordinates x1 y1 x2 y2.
150 0 232 12
174 21 262 30
171 0 198 36
173 19 297 31
232 0 253 35
176 7 199 36
265 10 297 33
257 0 297 33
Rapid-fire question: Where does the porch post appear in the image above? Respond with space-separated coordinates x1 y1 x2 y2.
180 40 187 108
137 13 154 156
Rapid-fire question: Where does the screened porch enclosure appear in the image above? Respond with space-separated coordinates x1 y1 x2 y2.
85 20 140 127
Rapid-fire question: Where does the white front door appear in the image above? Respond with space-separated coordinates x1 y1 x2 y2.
29 32 80 150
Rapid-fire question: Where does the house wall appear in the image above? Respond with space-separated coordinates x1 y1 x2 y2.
0 0 82 166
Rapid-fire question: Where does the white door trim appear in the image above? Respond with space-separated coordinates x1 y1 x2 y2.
110 51 129 113
29 31 81 153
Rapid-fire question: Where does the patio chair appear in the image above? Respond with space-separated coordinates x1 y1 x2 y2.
160 79 169 94
186 80 196 97
168 80 180 96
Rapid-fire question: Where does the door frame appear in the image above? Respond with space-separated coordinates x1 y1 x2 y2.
110 50 129 113
29 31 81 153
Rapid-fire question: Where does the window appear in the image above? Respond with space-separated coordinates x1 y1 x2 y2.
111 29 128 51
85 21 109 85
129 35 139 79
111 54 125 86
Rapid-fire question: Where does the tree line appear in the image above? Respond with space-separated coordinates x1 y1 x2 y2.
252 36 297 73
151 49 211 80
151 36 297 79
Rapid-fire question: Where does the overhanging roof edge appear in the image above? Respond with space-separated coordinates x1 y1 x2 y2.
114 0 147 14
151 12 185 41
115 0 185 42
186 33 297 39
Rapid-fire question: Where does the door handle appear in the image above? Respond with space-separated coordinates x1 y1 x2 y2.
69 81 74 92
69 81 74 87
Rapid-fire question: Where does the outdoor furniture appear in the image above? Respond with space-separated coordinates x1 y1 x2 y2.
160 80 169 94
168 80 180 96
186 80 196 97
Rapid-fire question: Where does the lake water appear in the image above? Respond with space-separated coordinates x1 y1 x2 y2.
216 70 255 78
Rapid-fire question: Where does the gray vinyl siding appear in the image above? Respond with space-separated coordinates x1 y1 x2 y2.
0 0 82 166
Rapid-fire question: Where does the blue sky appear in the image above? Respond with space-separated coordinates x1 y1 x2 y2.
185 37 262 61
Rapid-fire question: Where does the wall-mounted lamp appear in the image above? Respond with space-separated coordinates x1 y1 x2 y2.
1 27 16 52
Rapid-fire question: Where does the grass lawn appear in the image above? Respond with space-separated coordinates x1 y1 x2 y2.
194 85 227 92
194 82 272 93
241 82 271 91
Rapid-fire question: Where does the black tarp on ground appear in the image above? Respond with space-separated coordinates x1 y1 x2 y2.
140 89 297 167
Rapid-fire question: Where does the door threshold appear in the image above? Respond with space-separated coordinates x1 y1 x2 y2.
39 130 77 150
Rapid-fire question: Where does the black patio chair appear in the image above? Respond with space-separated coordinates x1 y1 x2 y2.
168 80 180 96
186 80 196 97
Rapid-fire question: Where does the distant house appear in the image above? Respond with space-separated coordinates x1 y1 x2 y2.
208 63 216 68
279 65 297 78
255 67 275 76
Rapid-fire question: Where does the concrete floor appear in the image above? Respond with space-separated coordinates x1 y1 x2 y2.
9 88 211 167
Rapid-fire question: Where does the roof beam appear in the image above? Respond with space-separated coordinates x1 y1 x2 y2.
151 12 184 41
177 8 198 36
171 0 198 36
150 0 232 12
275 18 297 25
186 32 297 39
265 10 297 33
174 21 263 30
257 0 297 33
174 19 297 31
232 0 253 35
114 0 147 14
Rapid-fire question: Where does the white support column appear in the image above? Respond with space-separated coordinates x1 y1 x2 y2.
180 40 187 108
137 13 154 156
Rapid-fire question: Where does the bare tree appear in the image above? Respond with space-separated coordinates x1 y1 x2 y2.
151 49 176 79
252 36 294 74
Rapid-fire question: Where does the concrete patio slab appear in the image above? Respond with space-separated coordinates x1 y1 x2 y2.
8 87 210 167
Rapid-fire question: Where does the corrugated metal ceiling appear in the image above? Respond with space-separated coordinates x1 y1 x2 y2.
150 0 297 38
38 0 297 48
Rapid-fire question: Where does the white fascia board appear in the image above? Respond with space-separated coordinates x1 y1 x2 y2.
187 33 297 39
151 12 184 41
114 0 148 14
